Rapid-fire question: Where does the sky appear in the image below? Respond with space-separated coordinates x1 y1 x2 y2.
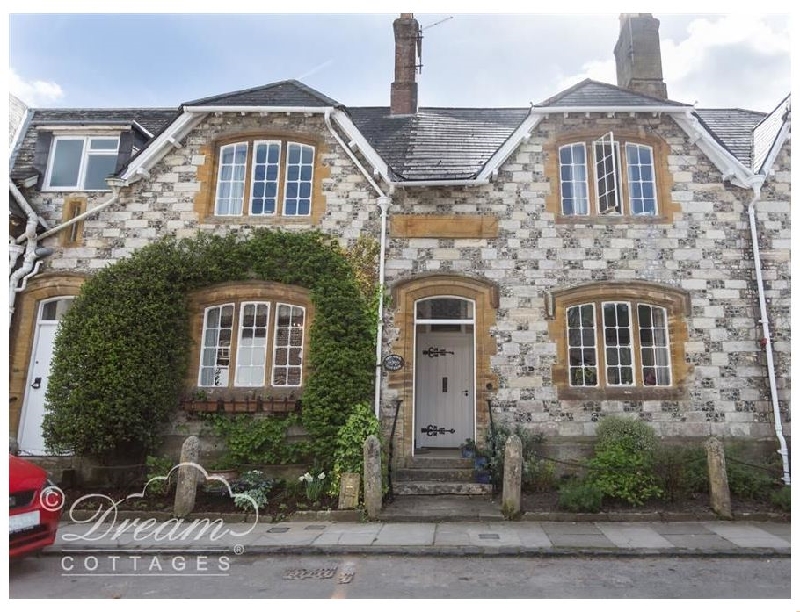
7 10 793 115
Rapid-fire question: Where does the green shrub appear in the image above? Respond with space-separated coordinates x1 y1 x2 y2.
653 444 708 501
145 455 175 496
232 470 278 511
205 413 308 468
522 457 557 493
331 402 383 496
557 480 603 513
771 486 790 512
725 455 777 501
586 416 662 506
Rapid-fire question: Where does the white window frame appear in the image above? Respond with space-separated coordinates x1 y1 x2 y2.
282 142 315 217
559 143 590 216
625 143 658 216
566 303 599 387
601 301 635 387
637 303 672 386
271 302 305 387
43 134 120 192
234 301 271 387
249 140 282 217
593 134 622 215
214 142 248 216
198 303 235 388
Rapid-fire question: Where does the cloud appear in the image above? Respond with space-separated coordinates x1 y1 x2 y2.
551 15 789 112
10 68 64 106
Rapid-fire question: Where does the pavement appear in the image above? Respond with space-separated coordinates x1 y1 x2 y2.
48 518 791 558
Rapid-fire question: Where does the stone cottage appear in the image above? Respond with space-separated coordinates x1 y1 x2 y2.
9 14 790 488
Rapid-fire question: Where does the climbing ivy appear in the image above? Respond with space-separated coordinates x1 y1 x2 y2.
43 229 375 464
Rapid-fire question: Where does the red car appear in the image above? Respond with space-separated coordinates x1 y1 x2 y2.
9 455 62 558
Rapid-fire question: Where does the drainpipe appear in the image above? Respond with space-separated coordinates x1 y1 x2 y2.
747 178 790 485
24 186 121 243
9 181 43 327
323 109 391 419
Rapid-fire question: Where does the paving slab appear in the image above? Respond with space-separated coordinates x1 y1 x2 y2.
595 524 674 549
650 522 715 536
540 522 605 535
703 523 791 549
757 523 791 540
496 523 553 548
661 534 738 551
434 523 523 548
311 523 382 546
544 534 616 548
252 523 325 546
373 523 435 546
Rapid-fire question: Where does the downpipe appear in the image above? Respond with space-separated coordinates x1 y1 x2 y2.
9 181 43 327
747 181 790 485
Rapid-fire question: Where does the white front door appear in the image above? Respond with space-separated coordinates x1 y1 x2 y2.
18 298 73 455
415 330 474 449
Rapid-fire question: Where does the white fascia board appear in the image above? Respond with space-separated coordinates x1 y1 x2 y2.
330 110 391 184
391 178 491 187
672 112 753 188
183 105 334 114
132 120 154 139
35 124 130 132
120 111 202 181
476 112 543 181
534 105 693 114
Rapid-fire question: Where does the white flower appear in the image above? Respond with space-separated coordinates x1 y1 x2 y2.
318 472 325 480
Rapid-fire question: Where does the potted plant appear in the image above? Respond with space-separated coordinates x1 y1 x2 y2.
460 438 477 459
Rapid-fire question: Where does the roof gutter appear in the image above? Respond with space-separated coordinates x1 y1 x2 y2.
323 109 391 419
746 177 790 486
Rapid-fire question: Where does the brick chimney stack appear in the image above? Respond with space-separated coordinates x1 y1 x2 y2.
614 13 668 100
390 13 419 115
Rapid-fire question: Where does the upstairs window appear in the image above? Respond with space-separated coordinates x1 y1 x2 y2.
45 136 119 191
558 133 657 217
214 138 315 217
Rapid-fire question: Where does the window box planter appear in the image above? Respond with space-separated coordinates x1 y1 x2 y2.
181 397 301 415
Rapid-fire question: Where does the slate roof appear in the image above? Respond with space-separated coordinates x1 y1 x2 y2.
535 79 689 108
694 108 767 169
11 108 176 182
347 107 529 181
183 79 340 108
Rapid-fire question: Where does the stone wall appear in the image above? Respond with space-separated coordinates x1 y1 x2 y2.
379 113 791 444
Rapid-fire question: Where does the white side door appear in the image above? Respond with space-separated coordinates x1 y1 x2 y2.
18 298 73 455
415 331 474 449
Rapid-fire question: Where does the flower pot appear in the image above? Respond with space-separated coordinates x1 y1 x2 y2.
473 456 488 469
460 448 476 459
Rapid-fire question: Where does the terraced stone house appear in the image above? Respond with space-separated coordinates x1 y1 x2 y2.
9 14 790 487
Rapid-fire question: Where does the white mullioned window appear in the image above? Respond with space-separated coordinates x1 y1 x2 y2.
45 135 120 191
234 302 270 387
567 304 598 386
564 299 672 389
626 143 657 215
198 300 305 388
602 302 634 386
272 303 305 386
559 143 590 215
558 133 658 217
214 138 315 217
250 141 281 215
215 142 248 215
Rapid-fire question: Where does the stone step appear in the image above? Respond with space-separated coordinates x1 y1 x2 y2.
391 481 493 496
394 468 475 482
406 456 474 469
